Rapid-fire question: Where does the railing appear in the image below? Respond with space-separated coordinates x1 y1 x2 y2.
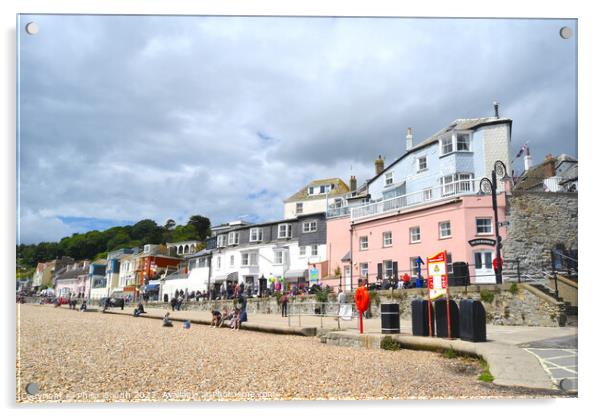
326 206 350 218
287 301 358 330
350 179 479 221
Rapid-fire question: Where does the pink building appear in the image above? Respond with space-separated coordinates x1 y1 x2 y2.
54 261 91 298
326 194 508 290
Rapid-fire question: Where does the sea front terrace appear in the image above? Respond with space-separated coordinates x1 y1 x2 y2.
327 178 491 222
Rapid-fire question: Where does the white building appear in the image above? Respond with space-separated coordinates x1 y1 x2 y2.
283 178 350 219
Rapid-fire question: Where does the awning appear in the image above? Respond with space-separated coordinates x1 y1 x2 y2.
143 284 160 291
284 269 308 280
227 271 238 281
341 251 351 262
212 275 228 283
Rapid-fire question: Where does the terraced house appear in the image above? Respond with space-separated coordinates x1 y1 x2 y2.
210 213 329 294
326 111 512 289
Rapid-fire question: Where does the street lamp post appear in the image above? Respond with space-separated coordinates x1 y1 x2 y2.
479 160 508 285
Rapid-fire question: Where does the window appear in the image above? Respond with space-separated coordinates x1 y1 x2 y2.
476 218 493 234
440 173 474 196
299 246 306 256
458 173 473 192
249 227 263 242
230 255 235 267
423 188 433 201
360 263 369 279
384 260 394 278
308 187 314 195
217 235 226 247
274 251 284 264
447 253 454 274
188 260 196 270
311 245 318 256
410 257 420 278
410 226 421 243
456 133 470 151
228 231 239 245
217 256 221 269
359 236 369 250
439 221 452 239
441 136 454 155
302 220 317 233
418 156 427 172
383 231 393 247
241 252 258 267
385 172 394 186
296 202 303 214
278 223 292 239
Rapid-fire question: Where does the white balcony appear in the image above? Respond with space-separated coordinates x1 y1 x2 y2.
350 179 479 222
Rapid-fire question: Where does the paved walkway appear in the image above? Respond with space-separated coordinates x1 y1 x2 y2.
101 305 577 393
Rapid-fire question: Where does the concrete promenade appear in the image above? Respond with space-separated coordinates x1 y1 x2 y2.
100 304 577 394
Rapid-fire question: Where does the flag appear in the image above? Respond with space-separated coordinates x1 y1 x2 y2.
514 143 529 159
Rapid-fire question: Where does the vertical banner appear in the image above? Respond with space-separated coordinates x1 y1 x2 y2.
426 251 450 338
309 268 319 284
426 251 448 300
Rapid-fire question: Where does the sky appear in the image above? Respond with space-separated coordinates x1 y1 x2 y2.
16 15 577 244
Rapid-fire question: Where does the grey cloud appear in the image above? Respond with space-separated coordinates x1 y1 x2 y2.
17 15 577 244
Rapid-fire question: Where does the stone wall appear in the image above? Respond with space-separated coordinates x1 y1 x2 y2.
502 191 578 274
139 283 566 327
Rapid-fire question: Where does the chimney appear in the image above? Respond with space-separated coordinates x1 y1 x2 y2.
543 154 556 178
405 127 413 150
523 146 533 171
493 101 500 119
374 155 385 176
349 175 357 192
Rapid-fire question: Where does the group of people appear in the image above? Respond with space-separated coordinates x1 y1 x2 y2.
210 295 248 330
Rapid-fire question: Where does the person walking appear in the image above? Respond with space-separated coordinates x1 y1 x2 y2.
280 292 289 317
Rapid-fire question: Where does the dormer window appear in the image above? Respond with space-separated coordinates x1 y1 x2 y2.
278 223 292 239
302 220 318 233
227 231 240 246
249 228 263 242
216 235 226 248
457 133 471 151
441 137 454 155
385 172 394 186
440 132 471 156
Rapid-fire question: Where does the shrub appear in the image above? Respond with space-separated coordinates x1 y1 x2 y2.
369 290 380 305
509 283 519 295
478 359 495 382
380 336 400 351
443 346 458 359
480 289 494 303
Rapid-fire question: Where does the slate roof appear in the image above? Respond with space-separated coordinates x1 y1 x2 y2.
285 178 350 203
514 154 578 191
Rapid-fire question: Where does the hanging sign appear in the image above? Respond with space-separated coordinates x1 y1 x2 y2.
468 238 496 247
426 251 448 300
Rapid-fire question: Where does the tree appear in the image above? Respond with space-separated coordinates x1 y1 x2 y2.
187 215 211 241
164 219 176 231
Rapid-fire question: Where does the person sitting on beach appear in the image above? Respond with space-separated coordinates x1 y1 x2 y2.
79 299 87 312
230 307 241 331
133 301 146 317
219 307 232 328
210 309 222 328
163 312 173 327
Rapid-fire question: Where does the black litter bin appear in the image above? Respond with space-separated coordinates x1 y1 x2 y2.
459 299 487 342
451 262 469 287
411 298 434 336
434 298 460 338
381 303 400 334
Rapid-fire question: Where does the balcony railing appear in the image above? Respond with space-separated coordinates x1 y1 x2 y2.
350 179 478 222
326 206 350 218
